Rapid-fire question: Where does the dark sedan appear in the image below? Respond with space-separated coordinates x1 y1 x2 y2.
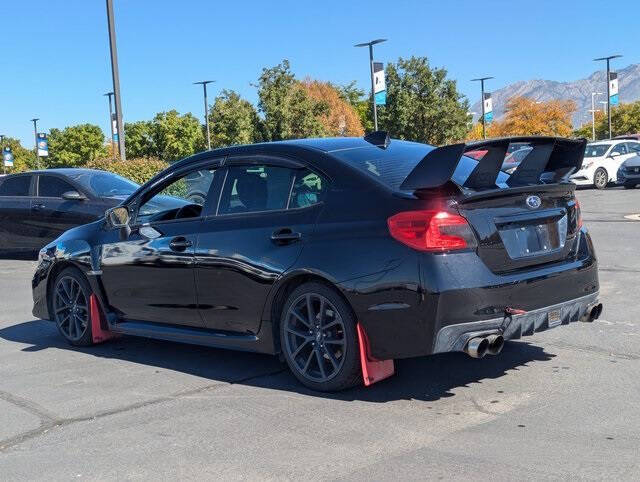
616 153 640 188
0 169 137 256
32 134 601 392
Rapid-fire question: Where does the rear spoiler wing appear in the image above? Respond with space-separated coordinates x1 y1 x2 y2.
399 136 587 191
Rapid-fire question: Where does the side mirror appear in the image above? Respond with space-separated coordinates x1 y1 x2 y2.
62 190 87 201
105 206 130 228
609 152 621 158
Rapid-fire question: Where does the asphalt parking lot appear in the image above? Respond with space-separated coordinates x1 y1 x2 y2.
1 187 639 480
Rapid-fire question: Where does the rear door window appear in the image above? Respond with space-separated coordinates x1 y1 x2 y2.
218 165 295 215
37 175 76 198
288 168 327 209
0 176 32 196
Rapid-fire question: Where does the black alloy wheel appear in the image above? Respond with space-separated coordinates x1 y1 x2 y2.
52 268 94 346
280 282 361 391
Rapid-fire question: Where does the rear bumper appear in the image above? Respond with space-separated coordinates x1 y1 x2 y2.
433 291 599 354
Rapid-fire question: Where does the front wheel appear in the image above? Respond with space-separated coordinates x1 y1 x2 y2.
593 168 608 190
51 267 94 346
280 282 361 391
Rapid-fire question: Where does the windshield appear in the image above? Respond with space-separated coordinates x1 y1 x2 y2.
584 145 610 158
70 171 140 197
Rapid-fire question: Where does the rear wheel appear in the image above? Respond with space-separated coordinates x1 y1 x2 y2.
593 168 608 190
280 282 361 392
51 267 93 346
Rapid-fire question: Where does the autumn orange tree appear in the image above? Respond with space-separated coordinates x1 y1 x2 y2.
300 80 364 136
467 96 576 140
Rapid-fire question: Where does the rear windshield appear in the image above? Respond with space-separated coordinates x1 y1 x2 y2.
331 141 507 191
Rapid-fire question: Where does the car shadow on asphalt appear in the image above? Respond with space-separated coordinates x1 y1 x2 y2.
0 319 555 403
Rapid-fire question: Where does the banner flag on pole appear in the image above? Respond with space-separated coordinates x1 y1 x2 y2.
373 62 386 106
483 92 493 123
609 72 619 106
3 147 14 167
37 133 49 157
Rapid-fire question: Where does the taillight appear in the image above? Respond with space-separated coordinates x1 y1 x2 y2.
387 210 477 252
574 198 583 230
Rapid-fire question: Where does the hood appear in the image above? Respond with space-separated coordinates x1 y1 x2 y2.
622 154 640 168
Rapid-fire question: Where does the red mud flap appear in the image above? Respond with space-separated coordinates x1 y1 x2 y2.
90 294 120 344
356 322 395 386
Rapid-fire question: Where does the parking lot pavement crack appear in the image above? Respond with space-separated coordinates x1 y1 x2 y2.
0 390 60 424
0 366 286 453
545 341 640 360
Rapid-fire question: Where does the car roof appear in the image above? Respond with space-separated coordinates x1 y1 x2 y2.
2 168 109 178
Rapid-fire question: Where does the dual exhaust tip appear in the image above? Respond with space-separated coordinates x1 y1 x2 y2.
465 334 504 359
582 303 603 322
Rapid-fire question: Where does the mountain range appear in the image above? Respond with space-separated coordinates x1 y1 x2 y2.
471 64 640 128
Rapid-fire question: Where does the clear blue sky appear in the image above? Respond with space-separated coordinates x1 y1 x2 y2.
2 0 638 147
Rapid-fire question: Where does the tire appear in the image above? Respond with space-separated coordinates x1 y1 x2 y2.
279 282 361 392
50 267 94 346
593 167 608 190
624 184 636 189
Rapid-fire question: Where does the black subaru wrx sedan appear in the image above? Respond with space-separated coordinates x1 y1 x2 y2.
32 134 601 391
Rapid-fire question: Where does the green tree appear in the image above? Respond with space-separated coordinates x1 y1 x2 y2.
1 137 37 173
124 120 156 159
208 89 262 147
336 81 374 132
574 101 640 140
257 60 327 140
378 56 471 145
123 111 205 162
152 110 205 162
47 124 108 167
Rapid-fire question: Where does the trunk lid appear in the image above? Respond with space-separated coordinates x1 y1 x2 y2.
456 184 580 273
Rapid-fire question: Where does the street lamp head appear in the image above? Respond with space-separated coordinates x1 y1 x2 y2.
354 38 387 47
471 76 494 82
104 92 114 97
593 54 622 61
30 118 39 123
193 80 215 86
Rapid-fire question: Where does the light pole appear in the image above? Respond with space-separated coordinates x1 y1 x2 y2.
599 101 608 115
104 92 115 158
194 80 215 150
593 54 622 139
590 92 603 141
471 76 494 139
30 118 40 169
354 38 387 131
1 134 5 175
106 0 126 159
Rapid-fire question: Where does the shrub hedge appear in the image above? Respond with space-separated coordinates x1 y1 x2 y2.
86 157 170 185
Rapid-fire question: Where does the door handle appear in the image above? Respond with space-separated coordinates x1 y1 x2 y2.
31 203 45 211
271 228 302 244
169 237 193 252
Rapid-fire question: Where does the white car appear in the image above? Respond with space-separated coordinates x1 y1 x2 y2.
571 140 640 189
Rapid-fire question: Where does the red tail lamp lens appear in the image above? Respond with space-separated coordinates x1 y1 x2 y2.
387 210 476 252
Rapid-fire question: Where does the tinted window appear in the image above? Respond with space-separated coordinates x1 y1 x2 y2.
218 166 294 215
289 168 327 209
332 141 508 190
611 143 627 155
0 176 31 196
38 176 76 197
626 142 640 153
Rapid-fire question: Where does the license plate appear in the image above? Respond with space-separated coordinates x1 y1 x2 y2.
548 310 562 327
